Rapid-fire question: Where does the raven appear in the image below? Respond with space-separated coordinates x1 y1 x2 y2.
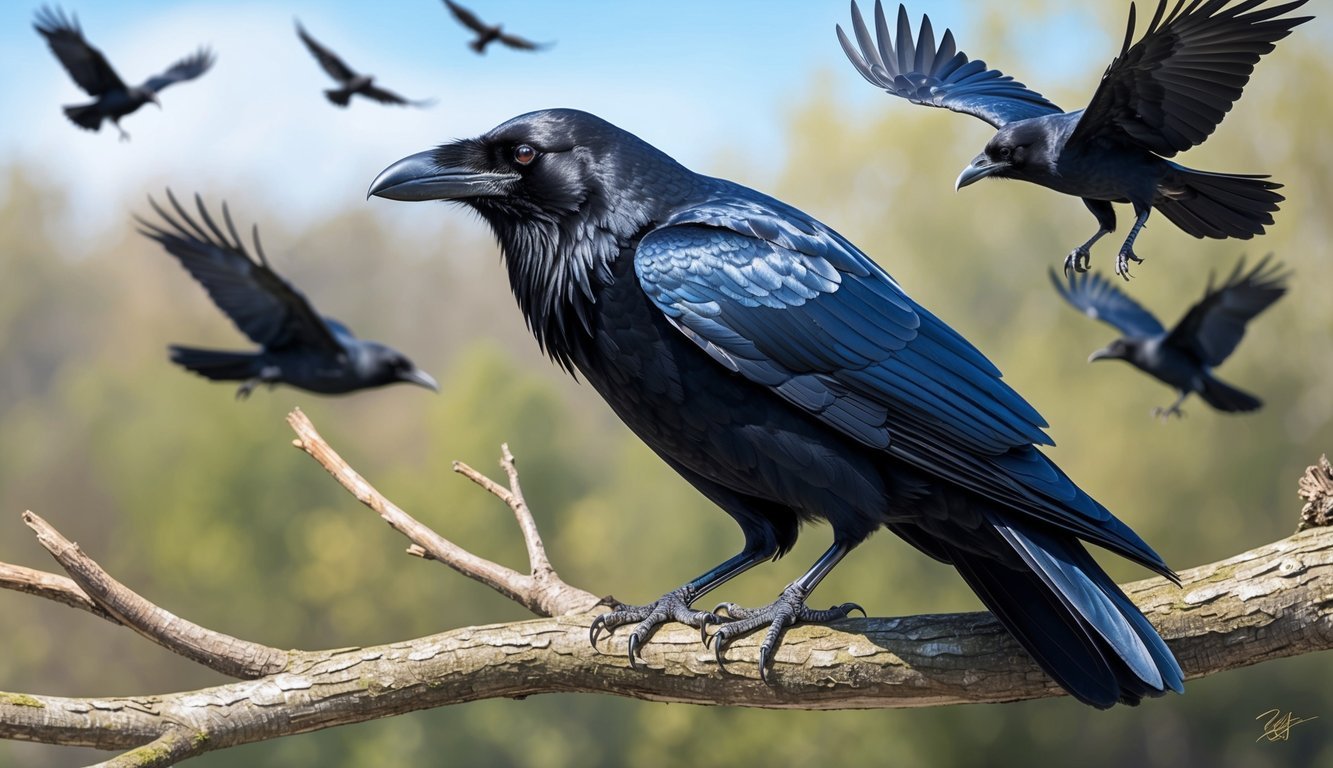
839 0 1311 279
441 0 551 54
34 5 215 142
370 109 1183 707
296 21 433 108
1052 257 1287 418
138 192 438 399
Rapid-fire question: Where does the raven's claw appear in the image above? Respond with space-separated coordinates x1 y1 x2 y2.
1063 246 1092 277
1115 247 1144 280
588 586 719 665
708 586 863 684
1152 404 1185 420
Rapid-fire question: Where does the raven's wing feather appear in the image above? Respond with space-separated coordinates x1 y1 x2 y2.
837 0 1062 128
33 5 126 96
136 192 343 355
634 195 1167 574
361 83 433 107
1068 0 1311 156
1164 256 1287 366
296 22 357 82
1049 268 1164 338
497 32 549 51
141 47 215 93
442 0 489 34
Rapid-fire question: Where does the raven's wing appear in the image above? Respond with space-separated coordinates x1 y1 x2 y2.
141 47 215 93
296 22 357 82
1068 0 1312 156
33 6 126 96
136 192 343 355
1048 268 1164 338
442 0 489 34
634 194 1166 573
496 32 550 51
1163 256 1287 366
837 0 1062 128
361 83 434 107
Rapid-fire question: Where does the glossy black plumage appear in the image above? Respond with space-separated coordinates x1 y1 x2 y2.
296 21 432 108
840 0 1311 279
137 192 438 399
34 5 214 141
441 0 551 54
370 108 1184 707
1052 257 1287 416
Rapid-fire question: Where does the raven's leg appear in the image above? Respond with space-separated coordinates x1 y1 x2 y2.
1064 199 1116 276
113 120 130 142
709 541 864 684
234 366 281 400
590 543 776 666
1152 391 1188 420
1115 204 1152 280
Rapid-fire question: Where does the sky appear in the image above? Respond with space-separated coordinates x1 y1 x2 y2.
0 1 1123 244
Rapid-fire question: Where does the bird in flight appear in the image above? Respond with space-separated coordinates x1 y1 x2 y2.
441 0 552 54
34 5 215 142
296 21 433 108
839 0 1311 279
1052 257 1287 418
137 191 438 399
370 109 1183 708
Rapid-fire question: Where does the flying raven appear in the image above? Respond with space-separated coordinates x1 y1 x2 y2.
138 192 438 399
441 0 551 54
1052 257 1287 417
34 5 215 141
370 109 1183 707
296 21 433 108
839 0 1311 279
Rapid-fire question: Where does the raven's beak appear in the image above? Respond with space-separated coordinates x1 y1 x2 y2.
955 154 1006 191
368 150 518 201
1088 347 1114 363
149 94 161 109
399 367 440 392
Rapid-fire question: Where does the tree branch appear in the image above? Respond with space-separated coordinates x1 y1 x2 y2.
3 413 1331 765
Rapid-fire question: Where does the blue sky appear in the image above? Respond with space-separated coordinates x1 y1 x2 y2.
0 1 1139 241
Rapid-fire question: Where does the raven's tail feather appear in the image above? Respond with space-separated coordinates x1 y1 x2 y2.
1198 375 1262 413
169 346 261 381
1156 166 1283 240
63 103 102 131
324 88 352 107
946 515 1183 708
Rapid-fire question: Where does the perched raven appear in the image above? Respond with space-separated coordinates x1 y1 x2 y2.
839 0 1311 279
370 109 1183 707
441 0 551 54
1052 257 1286 418
34 5 215 142
138 192 438 399
296 21 433 108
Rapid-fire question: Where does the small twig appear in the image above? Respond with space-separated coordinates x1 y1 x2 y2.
1298 454 1333 531
22 511 289 679
453 443 552 575
96 728 206 768
0 562 120 624
287 409 598 617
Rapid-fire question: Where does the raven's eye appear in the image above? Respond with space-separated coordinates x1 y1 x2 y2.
998 146 1013 161
513 144 537 166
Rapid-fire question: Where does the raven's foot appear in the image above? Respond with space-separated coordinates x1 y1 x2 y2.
115 125 130 142
235 379 260 400
589 587 719 667
1152 404 1185 420
708 584 863 684
1115 246 1144 280
1063 245 1092 276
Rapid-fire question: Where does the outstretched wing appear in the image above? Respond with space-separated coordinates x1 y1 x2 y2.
496 32 550 51
296 22 357 82
141 47 215 93
136 191 343 355
838 0 1062 128
362 83 434 107
1049 268 1164 338
634 194 1165 572
442 0 489 34
33 5 125 96
1068 0 1312 156
1164 255 1287 365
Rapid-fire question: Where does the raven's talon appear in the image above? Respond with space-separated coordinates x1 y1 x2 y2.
1152 405 1185 420
708 587 864 680
587 587 717 662
1063 247 1092 277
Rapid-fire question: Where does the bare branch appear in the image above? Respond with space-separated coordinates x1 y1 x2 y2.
97 728 206 768
0 562 119 624
452 443 551 574
1298 454 1333 531
22 511 289 679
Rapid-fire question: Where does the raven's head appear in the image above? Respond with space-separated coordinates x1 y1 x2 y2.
369 109 692 370
361 343 439 392
1088 338 1133 364
956 121 1053 190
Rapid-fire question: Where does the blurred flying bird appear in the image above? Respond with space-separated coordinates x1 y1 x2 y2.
296 21 433 108
1052 257 1287 418
138 192 438 399
370 109 1183 708
839 0 1311 279
33 5 215 141
441 0 552 54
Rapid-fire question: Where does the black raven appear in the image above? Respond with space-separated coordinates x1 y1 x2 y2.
296 21 433 108
441 0 551 54
839 0 1311 279
138 192 438 399
1052 257 1286 418
370 109 1183 707
34 5 215 142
